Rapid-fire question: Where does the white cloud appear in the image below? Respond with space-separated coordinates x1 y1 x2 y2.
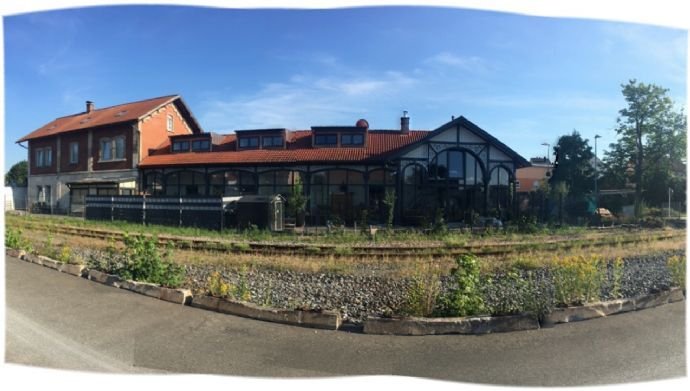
424 52 492 72
199 70 419 131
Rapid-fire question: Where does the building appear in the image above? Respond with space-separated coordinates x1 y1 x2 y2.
18 95 530 225
16 95 203 214
515 157 553 194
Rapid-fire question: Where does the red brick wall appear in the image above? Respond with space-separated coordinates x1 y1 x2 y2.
60 132 88 173
92 123 134 171
139 102 193 159
29 137 57 175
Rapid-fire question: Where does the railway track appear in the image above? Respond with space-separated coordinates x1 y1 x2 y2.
14 220 684 259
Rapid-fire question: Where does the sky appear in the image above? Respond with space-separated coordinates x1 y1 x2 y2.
2 3 688 171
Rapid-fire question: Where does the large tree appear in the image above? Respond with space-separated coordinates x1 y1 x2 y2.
613 79 682 218
4 160 28 187
601 80 687 217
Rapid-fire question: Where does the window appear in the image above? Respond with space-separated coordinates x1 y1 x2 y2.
314 134 337 146
191 139 210 151
172 141 190 152
167 114 174 132
34 147 52 168
239 137 259 148
69 142 79 164
341 133 364 146
262 136 283 148
99 136 126 161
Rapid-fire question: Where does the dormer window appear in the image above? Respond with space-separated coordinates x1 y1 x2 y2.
262 136 284 148
172 140 189 152
191 139 210 151
239 137 259 148
341 134 364 146
314 134 337 146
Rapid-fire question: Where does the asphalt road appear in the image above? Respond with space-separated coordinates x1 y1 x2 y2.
4 256 687 386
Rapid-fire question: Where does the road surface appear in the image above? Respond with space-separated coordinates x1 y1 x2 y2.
4 256 686 386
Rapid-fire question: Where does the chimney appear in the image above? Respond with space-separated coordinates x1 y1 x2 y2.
86 101 95 113
400 111 409 134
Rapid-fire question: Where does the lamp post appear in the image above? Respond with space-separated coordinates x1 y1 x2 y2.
668 187 673 218
594 135 601 211
541 142 550 162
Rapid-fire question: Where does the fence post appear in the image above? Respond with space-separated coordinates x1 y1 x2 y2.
110 196 114 222
179 197 183 227
142 194 146 226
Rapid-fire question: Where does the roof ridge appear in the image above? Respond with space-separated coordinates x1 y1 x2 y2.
53 94 179 119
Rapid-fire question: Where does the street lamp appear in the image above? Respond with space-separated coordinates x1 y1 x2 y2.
541 142 550 162
668 187 673 218
594 135 601 210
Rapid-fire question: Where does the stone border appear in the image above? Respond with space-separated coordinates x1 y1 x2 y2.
5 248 683 335
363 288 686 335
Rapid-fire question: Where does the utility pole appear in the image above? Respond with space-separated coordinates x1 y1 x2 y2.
541 142 550 162
594 135 601 211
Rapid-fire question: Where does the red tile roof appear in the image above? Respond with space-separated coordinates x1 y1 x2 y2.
139 130 429 167
17 95 180 142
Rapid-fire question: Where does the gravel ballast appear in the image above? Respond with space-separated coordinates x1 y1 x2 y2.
73 247 683 324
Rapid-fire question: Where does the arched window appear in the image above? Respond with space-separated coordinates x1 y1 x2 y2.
428 148 487 222
488 166 512 216
166 171 206 196
144 171 164 195
402 164 426 211
209 170 256 196
309 169 366 224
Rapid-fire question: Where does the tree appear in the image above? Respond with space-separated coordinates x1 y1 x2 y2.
549 130 595 198
615 80 677 218
5 160 28 187
287 176 308 227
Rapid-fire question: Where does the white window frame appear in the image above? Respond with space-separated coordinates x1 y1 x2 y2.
167 114 174 132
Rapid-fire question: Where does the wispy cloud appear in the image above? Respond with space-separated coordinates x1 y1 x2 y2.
424 52 493 73
200 70 419 131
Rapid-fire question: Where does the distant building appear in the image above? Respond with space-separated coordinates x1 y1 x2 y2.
516 157 553 194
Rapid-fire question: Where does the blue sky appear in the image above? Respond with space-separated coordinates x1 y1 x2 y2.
3 4 687 169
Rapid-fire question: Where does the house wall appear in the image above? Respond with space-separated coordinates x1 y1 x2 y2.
60 132 89 173
139 102 194 159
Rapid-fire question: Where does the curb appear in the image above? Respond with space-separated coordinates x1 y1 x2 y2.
363 313 539 335
190 295 342 330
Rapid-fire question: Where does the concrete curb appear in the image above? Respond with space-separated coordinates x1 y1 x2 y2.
191 296 342 330
59 263 86 277
363 313 539 335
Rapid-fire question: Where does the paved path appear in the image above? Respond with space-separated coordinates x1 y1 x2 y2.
5 256 686 386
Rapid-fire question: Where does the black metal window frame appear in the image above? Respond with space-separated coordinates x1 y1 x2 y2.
172 140 190 152
262 136 284 148
191 139 210 151
239 137 259 148
341 133 364 146
314 134 338 146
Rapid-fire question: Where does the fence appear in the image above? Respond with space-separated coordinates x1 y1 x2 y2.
85 195 226 230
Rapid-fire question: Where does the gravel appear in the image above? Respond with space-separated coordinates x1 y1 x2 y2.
72 246 684 324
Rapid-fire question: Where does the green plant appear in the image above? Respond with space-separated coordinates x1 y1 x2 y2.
5 227 31 251
400 263 441 317
232 265 252 301
383 189 396 229
232 242 251 251
287 176 308 226
436 254 486 317
432 208 448 235
207 271 230 297
551 255 605 306
114 233 185 288
57 245 72 264
667 255 686 290
609 257 624 299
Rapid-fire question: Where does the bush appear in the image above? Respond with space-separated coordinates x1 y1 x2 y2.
5 227 32 251
667 255 686 290
57 246 72 264
400 263 441 317
436 254 486 317
114 233 185 288
551 255 605 306
483 269 529 315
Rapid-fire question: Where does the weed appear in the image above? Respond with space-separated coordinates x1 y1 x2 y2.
232 265 252 301
57 246 72 264
551 255 605 306
436 254 486 317
232 242 251 251
667 255 686 290
5 227 32 251
383 189 396 229
114 233 185 288
609 257 624 299
400 262 441 317
207 271 230 297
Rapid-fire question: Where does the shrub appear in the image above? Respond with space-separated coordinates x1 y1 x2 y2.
436 254 486 317
383 189 396 229
232 265 252 301
483 269 529 315
432 208 448 235
207 271 230 297
551 255 605 306
5 227 32 251
114 233 185 288
57 246 72 264
609 257 624 299
667 255 686 290
400 263 441 317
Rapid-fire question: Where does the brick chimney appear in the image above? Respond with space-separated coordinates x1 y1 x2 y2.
86 101 95 113
400 111 409 134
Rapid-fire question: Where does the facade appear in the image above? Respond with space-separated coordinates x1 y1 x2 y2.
17 95 203 214
19 95 530 225
515 157 554 194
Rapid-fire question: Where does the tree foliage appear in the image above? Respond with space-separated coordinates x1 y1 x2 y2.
549 130 595 198
5 160 28 187
604 79 685 217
